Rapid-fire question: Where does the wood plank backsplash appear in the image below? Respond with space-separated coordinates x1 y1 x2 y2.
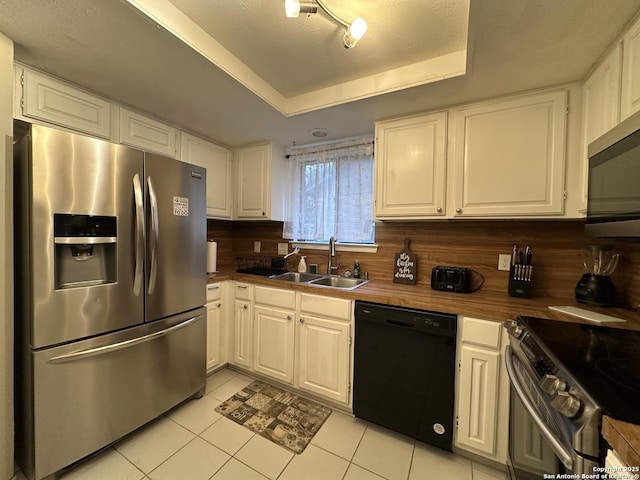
208 219 640 309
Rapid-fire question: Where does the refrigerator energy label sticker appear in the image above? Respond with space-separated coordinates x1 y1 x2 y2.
173 196 189 217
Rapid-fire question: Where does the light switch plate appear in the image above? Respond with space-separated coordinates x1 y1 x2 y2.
498 254 511 271
254 241 261 253
278 243 288 255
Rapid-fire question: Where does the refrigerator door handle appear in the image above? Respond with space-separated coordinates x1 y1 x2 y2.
147 176 159 294
48 315 201 363
133 174 145 296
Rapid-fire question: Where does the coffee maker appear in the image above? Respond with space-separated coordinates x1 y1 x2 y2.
575 245 619 307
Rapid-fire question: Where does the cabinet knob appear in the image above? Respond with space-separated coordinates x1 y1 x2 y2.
436 207 443 213
456 208 462 213
299 318 305 324
287 315 292 321
217 304 222 309
243 304 248 310
207 285 219 290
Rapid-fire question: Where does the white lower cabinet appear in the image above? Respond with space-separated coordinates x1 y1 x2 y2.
230 284 354 407
205 282 226 373
253 286 296 384
231 282 253 369
455 316 510 464
297 293 352 406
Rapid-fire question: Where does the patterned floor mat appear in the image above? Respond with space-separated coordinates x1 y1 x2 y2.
215 380 332 454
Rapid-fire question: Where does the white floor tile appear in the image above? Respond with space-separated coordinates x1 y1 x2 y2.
211 458 269 480
201 416 255 455
208 375 254 402
234 434 294 480
311 410 367 461
59 448 143 480
167 394 222 434
351 425 414 480
472 462 508 480
115 417 195 474
278 444 349 480
205 369 237 394
148 437 230 480
343 464 387 480
409 443 472 480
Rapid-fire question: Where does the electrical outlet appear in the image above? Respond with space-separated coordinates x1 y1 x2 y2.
253 241 261 253
278 243 288 255
498 254 511 271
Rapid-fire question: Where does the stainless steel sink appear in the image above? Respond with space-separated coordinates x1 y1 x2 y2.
309 276 369 290
269 272 325 283
269 272 369 290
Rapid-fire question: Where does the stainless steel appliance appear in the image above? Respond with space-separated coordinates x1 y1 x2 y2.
504 316 640 479
14 123 207 480
353 301 457 451
586 108 640 238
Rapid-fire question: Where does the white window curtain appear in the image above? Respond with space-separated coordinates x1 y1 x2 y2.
283 137 375 243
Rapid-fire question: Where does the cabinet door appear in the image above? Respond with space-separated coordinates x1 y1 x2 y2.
21 69 111 139
206 300 222 372
622 17 640 120
297 315 350 405
232 299 252 369
182 133 233 218
450 90 567 216
236 144 269 218
253 305 295 384
581 46 622 210
456 344 500 457
119 108 176 157
374 112 447 218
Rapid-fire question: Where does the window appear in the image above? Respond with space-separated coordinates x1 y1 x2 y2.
283 137 375 243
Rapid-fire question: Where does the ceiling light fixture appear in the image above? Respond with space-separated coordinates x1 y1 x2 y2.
284 0 368 49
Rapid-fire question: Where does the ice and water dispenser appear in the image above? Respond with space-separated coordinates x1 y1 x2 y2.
54 214 117 289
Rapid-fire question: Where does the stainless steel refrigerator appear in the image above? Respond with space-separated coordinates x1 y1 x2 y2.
14 123 207 480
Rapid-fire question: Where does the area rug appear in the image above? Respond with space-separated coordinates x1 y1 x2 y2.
215 380 332 454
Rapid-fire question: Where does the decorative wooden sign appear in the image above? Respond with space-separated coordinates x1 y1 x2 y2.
393 238 417 284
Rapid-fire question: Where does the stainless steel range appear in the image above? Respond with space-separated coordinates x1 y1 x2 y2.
504 316 640 479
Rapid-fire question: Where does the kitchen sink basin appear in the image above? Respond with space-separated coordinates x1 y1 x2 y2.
269 272 325 283
269 272 369 290
309 276 369 290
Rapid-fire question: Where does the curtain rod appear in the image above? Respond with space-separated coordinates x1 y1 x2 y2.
285 138 374 159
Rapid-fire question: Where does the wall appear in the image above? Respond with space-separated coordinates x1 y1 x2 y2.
209 219 640 308
0 32 13 480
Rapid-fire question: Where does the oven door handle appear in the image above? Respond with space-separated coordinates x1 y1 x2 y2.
505 346 574 470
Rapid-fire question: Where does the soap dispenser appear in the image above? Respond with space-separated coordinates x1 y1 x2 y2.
298 256 307 273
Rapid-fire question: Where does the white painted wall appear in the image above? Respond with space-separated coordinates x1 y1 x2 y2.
0 32 14 480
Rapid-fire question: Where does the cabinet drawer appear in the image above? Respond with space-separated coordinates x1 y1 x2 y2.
300 293 351 321
234 282 252 300
206 283 222 302
461 317 502 349
254 286 295 310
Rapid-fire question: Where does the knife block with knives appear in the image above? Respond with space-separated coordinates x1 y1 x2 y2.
508 245 534 298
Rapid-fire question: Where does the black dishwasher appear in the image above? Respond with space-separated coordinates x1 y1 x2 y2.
353 301 457 451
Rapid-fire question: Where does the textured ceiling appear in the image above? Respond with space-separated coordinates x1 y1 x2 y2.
0 0 639 148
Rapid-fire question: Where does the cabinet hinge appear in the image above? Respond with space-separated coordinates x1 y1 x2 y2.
348 383 352 395
566 104 570 115
458 359 461 371
20 73 24 86
348 336 353 346
563 190 567 200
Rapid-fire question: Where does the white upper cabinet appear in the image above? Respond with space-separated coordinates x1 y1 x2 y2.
374 112 447 219
119 107 177 157
450 90 567 217
17 67 111 139
181 133 233 218
621 15 640 120
580 45 622 210
235 142 286 220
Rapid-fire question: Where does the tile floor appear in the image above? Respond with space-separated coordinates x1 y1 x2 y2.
13 368 508 480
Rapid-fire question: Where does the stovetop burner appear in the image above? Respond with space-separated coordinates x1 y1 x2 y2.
518 316 640 425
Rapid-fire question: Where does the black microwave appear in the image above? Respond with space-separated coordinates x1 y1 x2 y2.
586 109 640 237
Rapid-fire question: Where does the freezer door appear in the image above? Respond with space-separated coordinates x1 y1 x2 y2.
17 310 206 480
17 125 145 348
144 153 206 321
